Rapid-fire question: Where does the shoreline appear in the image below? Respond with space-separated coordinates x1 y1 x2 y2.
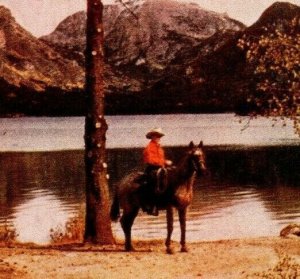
1 236 300 278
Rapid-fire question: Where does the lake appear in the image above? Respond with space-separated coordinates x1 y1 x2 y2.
0 114 299 244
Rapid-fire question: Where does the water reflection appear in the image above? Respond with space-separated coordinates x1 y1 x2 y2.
0 151 85 243
259 186 300 223
0 146 299 244
189 184 280 240
13 189 71 244
188 198 278 241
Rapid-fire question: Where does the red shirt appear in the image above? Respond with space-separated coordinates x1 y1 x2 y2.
143 140 166 167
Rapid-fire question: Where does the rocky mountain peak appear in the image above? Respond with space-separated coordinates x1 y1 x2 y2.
0 1 258 116
39 0 245 96
0 6 17 48
44 4 122 48
105 0 244 68
40 4 122 66
50 11 86 48
0 5 83 100
0 5 12 21
250 1 300 28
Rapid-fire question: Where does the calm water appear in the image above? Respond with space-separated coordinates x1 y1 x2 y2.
0 114 299 244
0 114 299 151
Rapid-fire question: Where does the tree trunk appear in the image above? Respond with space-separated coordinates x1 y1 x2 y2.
84 0 114 244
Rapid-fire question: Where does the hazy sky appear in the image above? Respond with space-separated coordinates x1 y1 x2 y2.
0 0 299 37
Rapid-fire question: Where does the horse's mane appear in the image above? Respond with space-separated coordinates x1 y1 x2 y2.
164 152 194 190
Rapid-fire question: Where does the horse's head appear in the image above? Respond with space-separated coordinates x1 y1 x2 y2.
188 141 207 176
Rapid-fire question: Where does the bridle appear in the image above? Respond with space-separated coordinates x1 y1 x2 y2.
190 149 206 175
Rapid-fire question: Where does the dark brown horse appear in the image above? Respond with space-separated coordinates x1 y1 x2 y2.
110 141 207 253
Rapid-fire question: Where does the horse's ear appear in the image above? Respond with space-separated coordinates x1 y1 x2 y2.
198 141 203 148
189 141 194 149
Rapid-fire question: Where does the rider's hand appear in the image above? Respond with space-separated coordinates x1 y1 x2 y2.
165 160 173 166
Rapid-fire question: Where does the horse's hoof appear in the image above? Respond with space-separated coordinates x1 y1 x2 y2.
181 246 189 253
166 247 175 254
125 245 136 252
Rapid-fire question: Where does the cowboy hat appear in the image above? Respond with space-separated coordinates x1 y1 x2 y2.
146 127 165 139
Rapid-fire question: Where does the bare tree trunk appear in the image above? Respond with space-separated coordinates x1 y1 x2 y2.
84 0 114 244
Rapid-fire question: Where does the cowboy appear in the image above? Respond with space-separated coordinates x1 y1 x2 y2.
142 128 172 215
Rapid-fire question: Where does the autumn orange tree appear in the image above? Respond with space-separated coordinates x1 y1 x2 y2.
84 0 114 244
237 16 300 135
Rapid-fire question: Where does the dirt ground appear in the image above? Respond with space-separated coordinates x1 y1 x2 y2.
0 237 300 279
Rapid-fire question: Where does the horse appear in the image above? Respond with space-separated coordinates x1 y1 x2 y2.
110 141 207 254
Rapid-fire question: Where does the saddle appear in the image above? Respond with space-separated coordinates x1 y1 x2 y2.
135 167 168 194
135 167 169 216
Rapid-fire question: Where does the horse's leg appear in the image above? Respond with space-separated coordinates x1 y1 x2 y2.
165 206 174 254
120 207 139 251
178 207 188 252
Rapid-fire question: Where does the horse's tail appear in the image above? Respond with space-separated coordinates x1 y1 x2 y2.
110 193 120 222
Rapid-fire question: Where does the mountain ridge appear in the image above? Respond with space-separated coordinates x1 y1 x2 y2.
0 0 298 116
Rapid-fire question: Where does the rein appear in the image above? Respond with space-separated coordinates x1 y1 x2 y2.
155 167 169 194
154 148 205 194
191 159 199 173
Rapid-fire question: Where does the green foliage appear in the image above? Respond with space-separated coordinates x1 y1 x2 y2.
237 16 300 135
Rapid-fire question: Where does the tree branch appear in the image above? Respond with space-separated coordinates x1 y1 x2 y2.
115 0 139 21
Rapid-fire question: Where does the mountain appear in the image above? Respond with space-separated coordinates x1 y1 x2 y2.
0 6 84 115
42 0 244 69
1 0 297 116
41 5 121 67
40 0 245 114
104 0 244 70
156 1 300 114
249 1 300 29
